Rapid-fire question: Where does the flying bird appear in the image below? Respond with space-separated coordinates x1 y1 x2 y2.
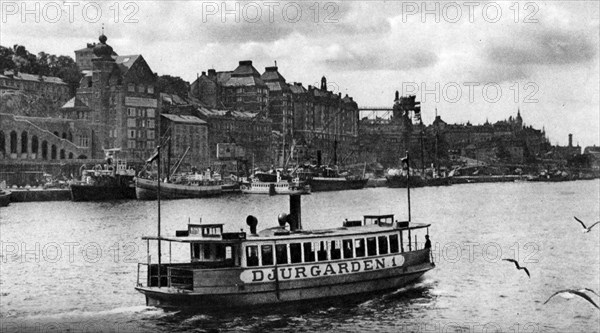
502 259 530 278
544 289 600 310
573 216 600 233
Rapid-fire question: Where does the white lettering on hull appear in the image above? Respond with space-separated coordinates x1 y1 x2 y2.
240 254 405 283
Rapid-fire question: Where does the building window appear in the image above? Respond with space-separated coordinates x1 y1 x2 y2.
128 130 136 138
138 84 145 93
128 83 135 92
147 140 155 148
127 107 136 116
147 120 155 128
147 131 155 139
147 85 154 94
127 118 136 127
147 108 155 118
128 140 136 148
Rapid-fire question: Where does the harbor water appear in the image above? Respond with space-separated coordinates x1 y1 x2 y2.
1 180 599 332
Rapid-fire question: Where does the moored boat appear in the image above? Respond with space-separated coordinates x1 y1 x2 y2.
297 166 368 192
0 190 10 207
135 194 435 309
70 149 136 201
135 177 223 200
240 171 310 195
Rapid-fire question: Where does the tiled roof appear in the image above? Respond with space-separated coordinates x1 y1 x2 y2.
161 114 207 124
195 107 261 119
216 71 232 85
224 76 266 87
289 83 307 94
2 71 66 85
115 55 141 74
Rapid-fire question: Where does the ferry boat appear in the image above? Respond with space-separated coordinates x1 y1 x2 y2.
240 171 310 195
135 193 434 308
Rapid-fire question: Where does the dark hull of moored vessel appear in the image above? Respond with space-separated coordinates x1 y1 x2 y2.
386 175 426 188
308 177 368 192
0 190 10 207
70 182 136 201
135 177 223 200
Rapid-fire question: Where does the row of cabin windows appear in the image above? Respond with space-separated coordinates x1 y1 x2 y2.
246 234 401 267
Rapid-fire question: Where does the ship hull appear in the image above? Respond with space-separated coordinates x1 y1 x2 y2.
0 191 10 207
309 178 368 192
70 184 136 201
137 261 433 309
135 178 223 200
386 176 426 188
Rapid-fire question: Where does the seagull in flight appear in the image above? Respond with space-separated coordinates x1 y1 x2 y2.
502 259 530 278
573 216 600 233
544 289 600 310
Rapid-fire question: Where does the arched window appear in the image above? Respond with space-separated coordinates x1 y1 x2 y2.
68 132 73 142
51 145 57 160
10 131 17 154
60 149 65 159
31 136 39 154
62 132 67 140
68 152 74 159
21 131 28 154
41 141 48 160
53 131 59 137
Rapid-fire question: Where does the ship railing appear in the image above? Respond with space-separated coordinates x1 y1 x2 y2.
167 267 194 290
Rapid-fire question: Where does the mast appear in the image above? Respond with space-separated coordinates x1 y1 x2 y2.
406 151 411 222
157 145 162 288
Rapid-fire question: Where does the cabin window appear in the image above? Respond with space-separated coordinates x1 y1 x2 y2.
330 240 341 260
389 235 399 253
246 246 259 267
342 239 353 259
225 246 233 260
290 243 302 264
317 241 328 261
355 239 366 257
261 245 273 266
203 244 211 259
276 244 288 264
192 243 201 259
303 242 315 263
367 237 377 256
378 236 389 255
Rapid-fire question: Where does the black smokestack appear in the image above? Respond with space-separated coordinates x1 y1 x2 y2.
289 195 302 231
246 215 258 235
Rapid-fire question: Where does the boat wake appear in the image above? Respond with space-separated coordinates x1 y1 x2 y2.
13 306 170 321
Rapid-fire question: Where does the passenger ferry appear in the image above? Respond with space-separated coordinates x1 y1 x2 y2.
240 171 310 195
135 194 434 308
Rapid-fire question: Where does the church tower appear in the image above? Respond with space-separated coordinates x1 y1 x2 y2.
90 33 116 157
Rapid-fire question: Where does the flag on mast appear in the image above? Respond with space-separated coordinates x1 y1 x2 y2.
401 155 409 170
146 149 160 163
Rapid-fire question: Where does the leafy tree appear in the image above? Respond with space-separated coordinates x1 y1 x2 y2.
0 46 15 72
156 75 190 97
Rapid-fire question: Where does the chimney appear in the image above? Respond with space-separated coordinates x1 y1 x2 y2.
568 134 573 147
289 194 302 231
201 71 206 76
265 66 278 71
239 60 253 66
207 69 216 79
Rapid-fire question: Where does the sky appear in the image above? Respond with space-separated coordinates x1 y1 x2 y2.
1 0 599 147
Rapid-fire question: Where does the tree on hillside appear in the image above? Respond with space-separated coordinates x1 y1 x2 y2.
0 46 16 72
156 75 190 97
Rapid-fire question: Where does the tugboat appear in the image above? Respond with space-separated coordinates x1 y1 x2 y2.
135 151 434 308
70 149 136 201
135 171 223 200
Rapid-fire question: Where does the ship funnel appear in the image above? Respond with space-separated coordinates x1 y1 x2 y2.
246 215 258 235
289 194 302 231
